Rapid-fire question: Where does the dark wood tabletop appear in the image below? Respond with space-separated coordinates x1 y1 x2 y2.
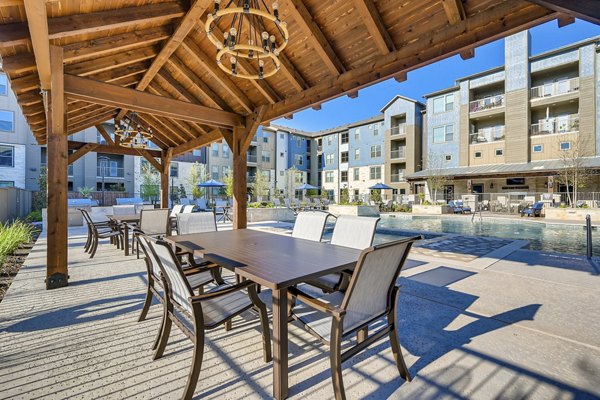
166 229 361 290
105 214 140 223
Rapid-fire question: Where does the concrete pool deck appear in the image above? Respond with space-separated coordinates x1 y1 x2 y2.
0 223 599 399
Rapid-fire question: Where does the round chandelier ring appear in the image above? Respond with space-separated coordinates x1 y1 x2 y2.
205 7 289 54
216 46 281 80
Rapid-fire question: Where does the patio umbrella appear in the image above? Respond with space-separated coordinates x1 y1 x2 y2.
197 179 225 208
295 183 319 200
369 182 394 202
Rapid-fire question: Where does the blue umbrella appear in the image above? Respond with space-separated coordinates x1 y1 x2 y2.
296 183 319 201
197 179 225 207
368 182 394 190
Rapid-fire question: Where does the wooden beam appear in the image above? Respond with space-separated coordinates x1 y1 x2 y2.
282 0 345 75
393 71 407 83
460 48 475 60
441 0 466 25
232 127 247 230
527 0 600 25
137 149 162 172
557 13 576 27
0 2 185 48
172 129 222 156
0 1 24 6
68 140 162 158
64 74 244 128
353 0 395 54
96 124 115 146
115 0 212 122
160 148 173 208
23 0 51 89
241 106 268 152
312 104 321 111
262 2 556 122
64 46 158 77
347 91 359 99
46 45 68 289
67 109 117 135
68 143 98 164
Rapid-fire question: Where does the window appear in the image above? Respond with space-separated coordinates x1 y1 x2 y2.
327 136 333 146
433 124 454 143
495 149 504 156
262 170 271 182
560 141 571 151
370 145 381 158
192 149 202 156
294 172 303 184
369 166 381 180
296 136 302 146
341 171 348 182
445 154 452 161
354 148 360 160
222 144 229 158
341 132 349 144
374 124 379 136
433 93 454 113
0 181 14 188
353 168 360 181
325 171 334 183
0 74 7 96
211 143 219 157
280 170 284 176
280 133 285 139
341 151 349 163
262 150 271 163
263 134 269 143
222 166 229 177
354 129 360 140
0 145 14 167
532 144 543 153
295 154 303 166
474 151 482 158
0 110 14 132
211 166 219 180
325 153 334 165
169 162 178 177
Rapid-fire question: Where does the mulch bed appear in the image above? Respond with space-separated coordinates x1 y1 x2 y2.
0 231 40 303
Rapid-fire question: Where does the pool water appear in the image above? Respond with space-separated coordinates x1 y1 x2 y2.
375 216 599 257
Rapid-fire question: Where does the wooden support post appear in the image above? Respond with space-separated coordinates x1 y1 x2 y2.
46 45 68 289
160 148 172 208
232 126 248 230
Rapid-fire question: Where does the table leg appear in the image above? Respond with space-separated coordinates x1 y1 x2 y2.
124 224 130 256
272 287 289 400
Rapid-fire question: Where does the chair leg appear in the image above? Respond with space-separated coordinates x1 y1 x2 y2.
153 303 173 361
224 320 232 331
181 329 205 400
84 227 92 252
388 312 411 382
330 321 346 400
89 235 98 258
248 285 272 363
138 286 153 322
357 326 368 344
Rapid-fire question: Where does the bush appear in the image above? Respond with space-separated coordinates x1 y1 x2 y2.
0 220 35 269
26 210 42 222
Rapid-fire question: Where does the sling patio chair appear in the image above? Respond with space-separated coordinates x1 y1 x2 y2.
175 212 226 276
182 205 196 213
79 208 123 258
291 211 330 242
289 236 422 400
132 208 171 258
147 238 272 400
112 204 136 215
306 215 380 293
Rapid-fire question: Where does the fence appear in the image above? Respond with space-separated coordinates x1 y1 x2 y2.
68 191 131 206
0 187 33 222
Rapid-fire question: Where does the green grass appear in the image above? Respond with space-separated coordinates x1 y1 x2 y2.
0 220 35 270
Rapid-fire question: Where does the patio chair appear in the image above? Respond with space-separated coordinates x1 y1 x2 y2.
132 209 171 258
147 238 272 400
176 212 225 272
112 204 136 215
455 201 471 214
521 202 544 217
182 205 195 213
313 198 323 210
447 201 463 214
292 211 330 241
306 216 380 293
289 236 422 400
196 198 208 211
273 198 281 207
214 200 231 223
79 208 123 258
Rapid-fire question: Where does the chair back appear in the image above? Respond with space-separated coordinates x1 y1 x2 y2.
137 234 161 280
273 198 281 207
341 236 421 333
180 198 190 205
284 198 291 208
147 238 194 314
112 205 136 215
171 204 184 215
215 200 227 210
196 198 207 210
177 212 217 235
331 216 379 249
533 202 544 210
292 212 329 241
139 208 170 235
313 198 321 207
79 208 93 226
182 205 195 213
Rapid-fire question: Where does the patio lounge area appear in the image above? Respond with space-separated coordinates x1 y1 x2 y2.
1 224 599 399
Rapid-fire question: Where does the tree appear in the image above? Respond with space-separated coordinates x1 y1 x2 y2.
557 136 590 207
283 166 298 198
185 162 208 199
32 167 47 211
77 186 93 198
178 184 187 200
424 150 451 203
223 170 234 199
253 168 270 202
140 162 160 202
339 188 350 204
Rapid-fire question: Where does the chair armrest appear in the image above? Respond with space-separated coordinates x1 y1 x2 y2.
189 280 255 302
288 286 345 317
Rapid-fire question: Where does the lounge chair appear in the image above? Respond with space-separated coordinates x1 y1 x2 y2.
447 201 463 214
182 205 195 213
521 202 544 217
455 201 471 214
289 236 422 400
147 238 272 400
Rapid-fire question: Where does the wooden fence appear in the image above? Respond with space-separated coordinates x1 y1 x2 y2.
0 187 33 222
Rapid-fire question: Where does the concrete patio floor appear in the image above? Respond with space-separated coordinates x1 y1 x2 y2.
0 223 599 399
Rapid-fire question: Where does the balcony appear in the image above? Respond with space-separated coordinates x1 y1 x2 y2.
390 173 406 183
390 147 406 159
387 124 406 137
247 154 257 163
530 114 579 136
96 166 124 178
530 77 579 100
470 126 505 144
470 94 504 113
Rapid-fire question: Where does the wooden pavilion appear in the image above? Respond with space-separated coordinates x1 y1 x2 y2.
0 0 597 291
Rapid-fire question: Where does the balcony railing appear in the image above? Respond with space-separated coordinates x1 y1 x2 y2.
530 114 579 136
247 154 257 163
470 126 505 144
387 124 406 136
469 94 504 113
390 147 406 159
97 166 124 178
530 77 579 100
390 173 405 183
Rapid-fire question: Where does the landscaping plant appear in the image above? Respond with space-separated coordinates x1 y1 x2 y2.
0 220 34 271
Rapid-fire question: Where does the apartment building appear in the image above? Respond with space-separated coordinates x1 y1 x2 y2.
409 32 600 199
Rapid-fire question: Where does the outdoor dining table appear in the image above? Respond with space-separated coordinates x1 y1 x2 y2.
105 214 140 256
165 229 362 399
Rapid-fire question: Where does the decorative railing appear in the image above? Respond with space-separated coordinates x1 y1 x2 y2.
247 154 258 163
530 114 579 136
469 126 505 144
96 166 124 178
390 173 405 183
530 77 579 100
387 124 406 136
469 94 504 113
390 147 406 159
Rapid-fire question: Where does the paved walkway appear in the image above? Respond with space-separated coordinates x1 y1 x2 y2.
0 224 599 399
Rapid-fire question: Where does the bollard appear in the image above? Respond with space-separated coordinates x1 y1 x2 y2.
586 214 593 259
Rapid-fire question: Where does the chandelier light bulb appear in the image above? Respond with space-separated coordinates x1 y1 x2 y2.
214 0 220 13
273 2 279 18
261 31 269 40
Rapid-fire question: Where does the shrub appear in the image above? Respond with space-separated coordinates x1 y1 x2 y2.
26 210 42 222
0 220 35 270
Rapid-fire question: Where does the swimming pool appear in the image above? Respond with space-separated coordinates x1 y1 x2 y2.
375 215 598 257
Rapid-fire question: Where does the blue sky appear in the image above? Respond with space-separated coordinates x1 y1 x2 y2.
274 19 600 132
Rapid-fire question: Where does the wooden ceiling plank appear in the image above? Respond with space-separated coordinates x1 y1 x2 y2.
557 13 575 27
67 110 117 135
282 0 346 75
353 0 395 54
10 74 40 94
64 46 158 77
68 105 115 124
441 0 466 25
89 63 149 83
23 0 51 89
136 112 186 146
526 0 600 24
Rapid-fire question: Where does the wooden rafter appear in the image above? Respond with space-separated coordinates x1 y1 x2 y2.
172 129 223 156
23 0 51 89
441 0 466 25
64 46 158 77
67 110 117 135
67 140 162 158
282 0 346 75
353 0 395 54
68 143 99 164
96 124 115 146
137 149 162 172
526 0 600 24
